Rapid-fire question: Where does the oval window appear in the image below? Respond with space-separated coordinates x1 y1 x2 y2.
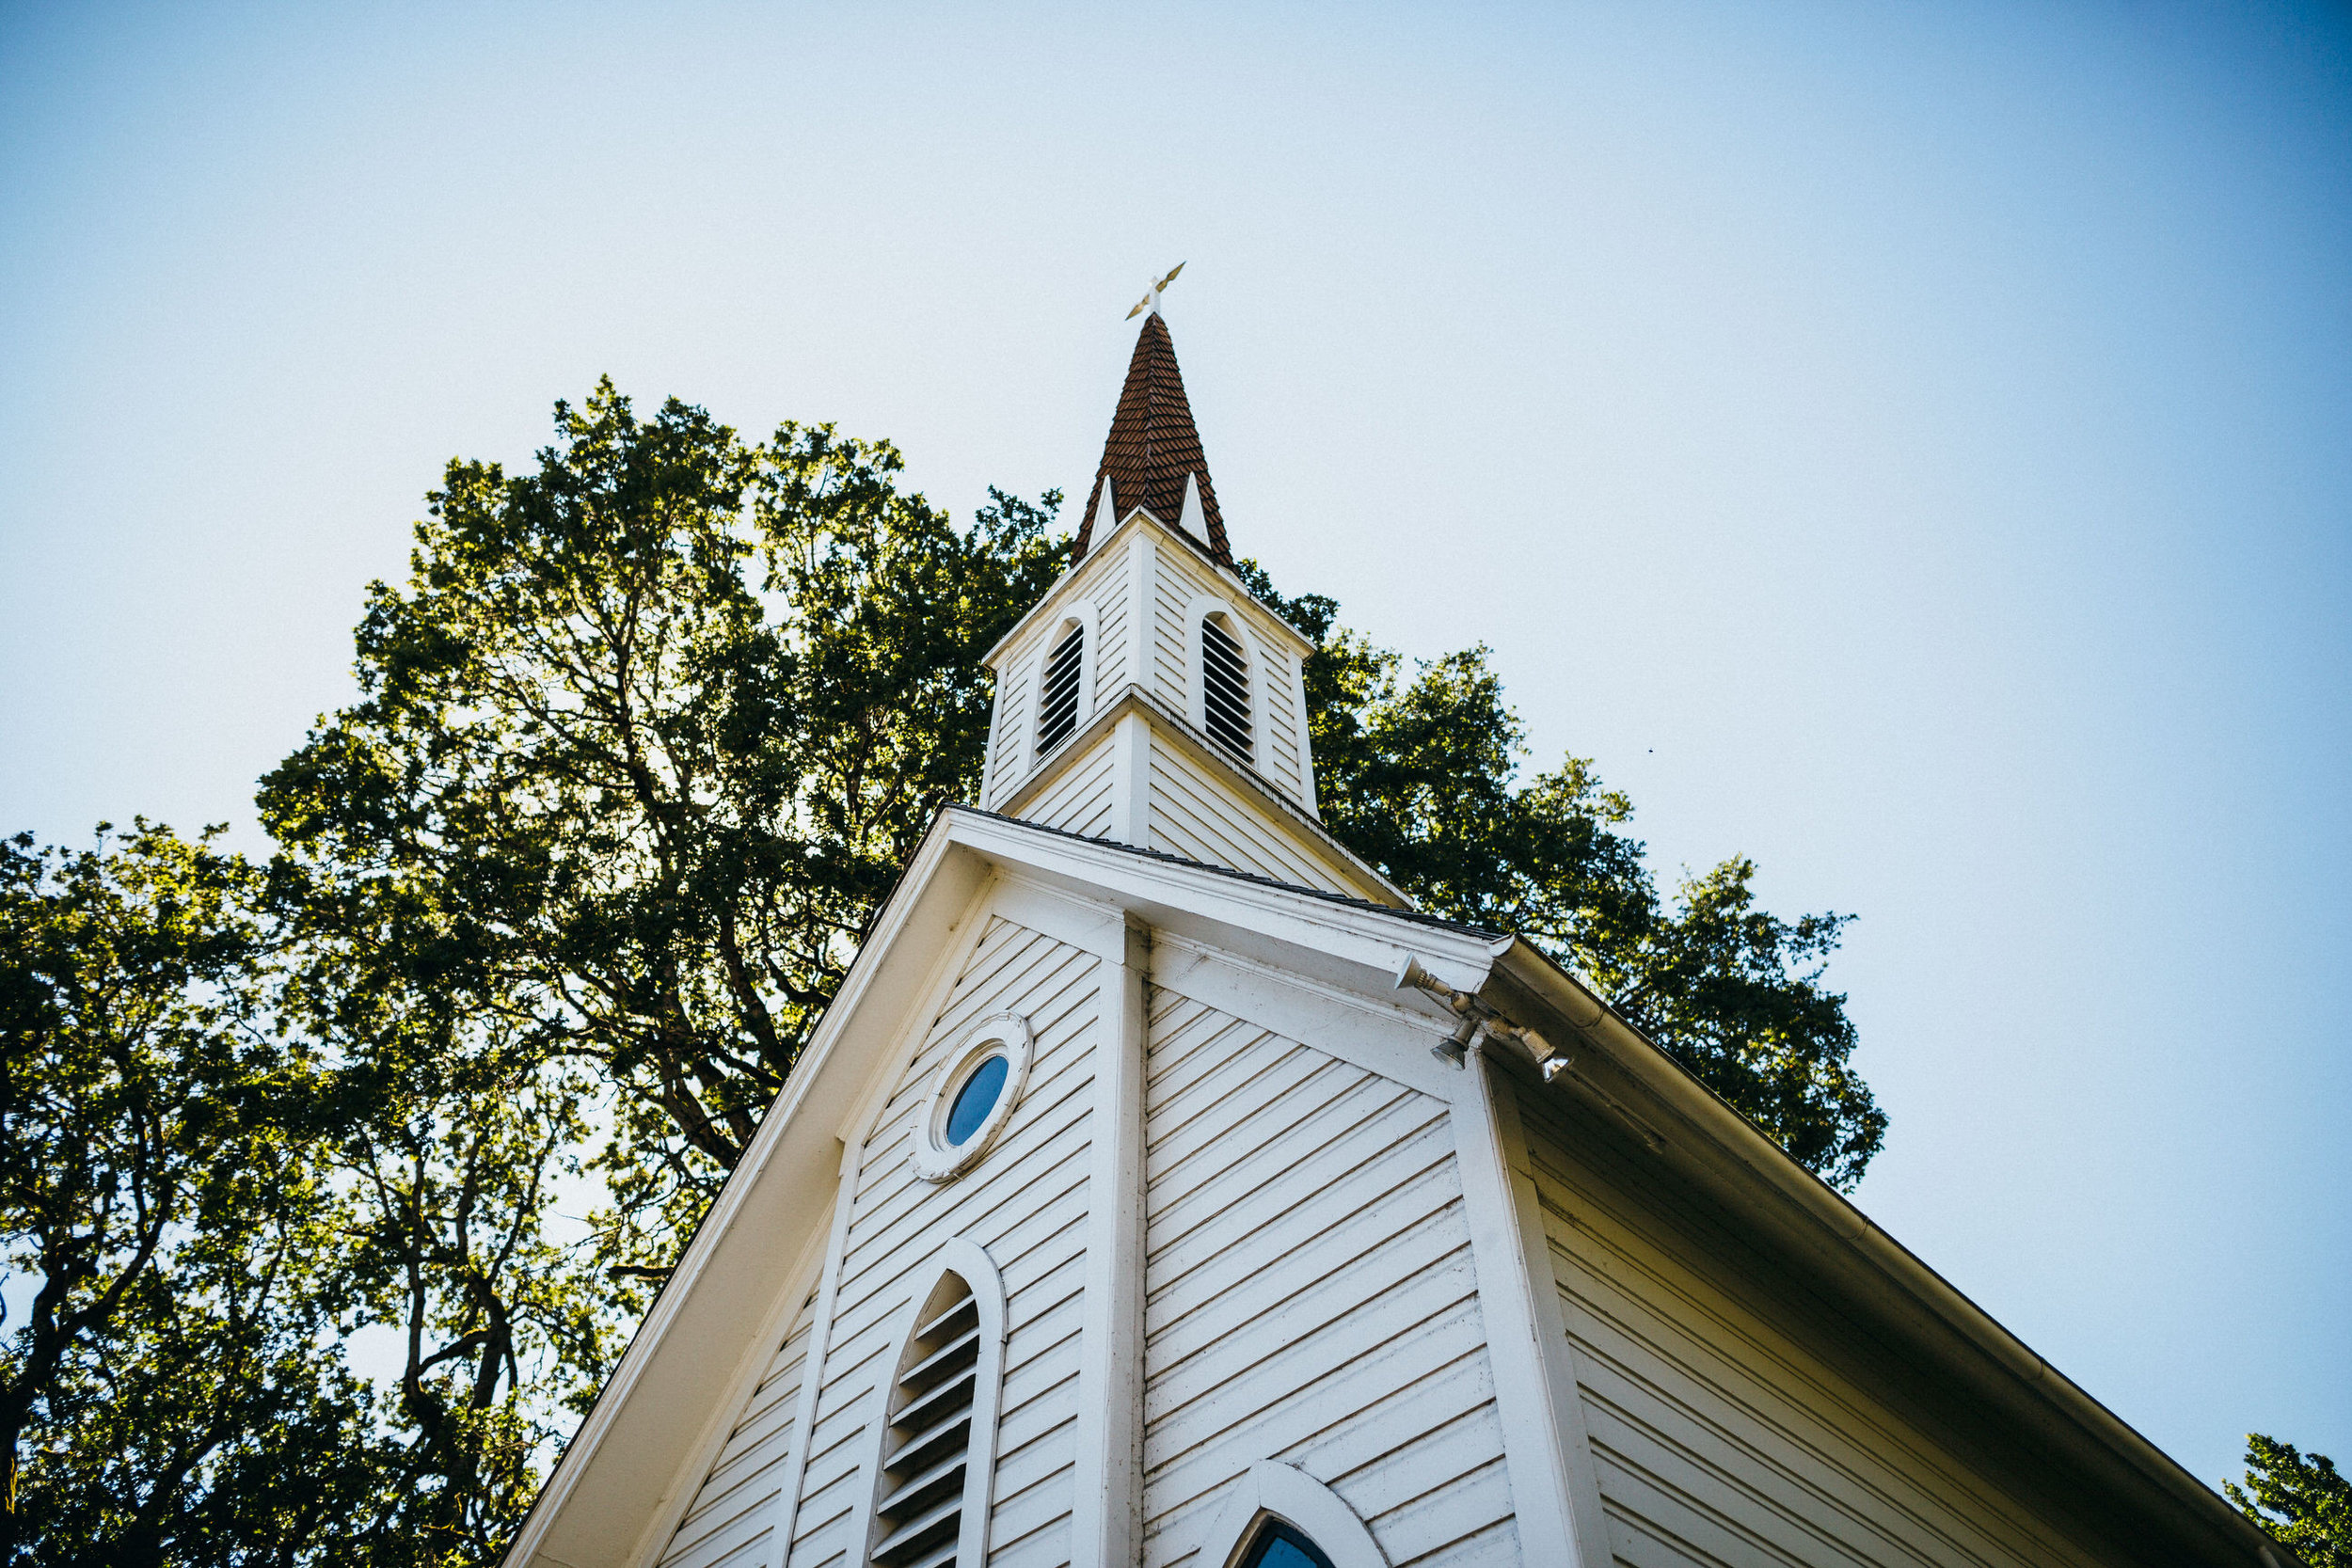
944 1055 1009 1147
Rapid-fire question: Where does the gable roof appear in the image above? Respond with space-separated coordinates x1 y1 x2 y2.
1072 311 1230 565
501 805 2294 1568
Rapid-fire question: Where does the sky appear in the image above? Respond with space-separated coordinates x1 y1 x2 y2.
3 0 2346 1498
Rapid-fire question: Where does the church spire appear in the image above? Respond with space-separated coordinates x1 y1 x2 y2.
1072 308 1231 566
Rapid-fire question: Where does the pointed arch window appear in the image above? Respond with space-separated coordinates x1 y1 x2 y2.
1238 1521 1339 1568
1196 1461 1386 1568
1200 612 1251 758
1036 621 1086 754
865 1242 1009 1568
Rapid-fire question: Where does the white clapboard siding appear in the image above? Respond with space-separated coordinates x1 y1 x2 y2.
1512 1084 2110 1568
656 1299 818 1568
1255 646 1304 805
1150 560 1193 711
783 914 1100 1568
1145 738 1353 895
988 647 1039 805
1140 990 1519 1568
1026 735 1117 839
1092 558 1132 703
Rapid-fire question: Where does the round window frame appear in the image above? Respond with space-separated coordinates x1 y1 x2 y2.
912 1011 1034 1183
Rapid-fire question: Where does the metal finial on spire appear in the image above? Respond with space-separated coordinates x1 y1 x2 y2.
1125 261 1185 320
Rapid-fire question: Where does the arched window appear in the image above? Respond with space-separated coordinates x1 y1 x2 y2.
1196 1462 1386 1568
863 1242 1009 1568
1036 621 1086 753
1200 612 1251 758
1238 1520 1339 1568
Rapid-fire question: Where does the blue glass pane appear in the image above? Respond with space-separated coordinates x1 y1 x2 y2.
1238 1524 1335 1568
945 1055 1009 1147
1250 1539 1321 1568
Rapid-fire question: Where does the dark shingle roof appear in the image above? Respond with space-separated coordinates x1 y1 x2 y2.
1071 312 1231 566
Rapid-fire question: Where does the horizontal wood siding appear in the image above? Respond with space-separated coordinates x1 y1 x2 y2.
1092 559 1131 703
1141 990 1519 1568
1145 738 1353 895
785 914 1100 1568
989 648 1038 805
1512 1084 2110 1568
1026 736 1116 840
1151 567 1189 712
658 1301 818 1568
1256 647 1304 805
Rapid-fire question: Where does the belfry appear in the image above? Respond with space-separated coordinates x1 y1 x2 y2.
503 293 2290 1568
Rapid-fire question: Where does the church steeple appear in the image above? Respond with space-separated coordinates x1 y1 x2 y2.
1071 310 1231 565
971 280 1408 911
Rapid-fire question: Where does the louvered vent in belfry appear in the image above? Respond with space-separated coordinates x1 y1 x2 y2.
1036 624 1085 754
870 1276 980 1568
1201 616 1251 758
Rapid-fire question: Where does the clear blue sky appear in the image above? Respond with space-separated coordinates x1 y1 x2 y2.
4 0 2345 1494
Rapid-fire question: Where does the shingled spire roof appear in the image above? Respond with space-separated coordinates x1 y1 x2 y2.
1071 310 1231 566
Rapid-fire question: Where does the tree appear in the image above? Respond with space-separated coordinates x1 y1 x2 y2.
1239 567 1885 1189
262 377 1880 1295
321 1052 614 1566
0 824 378 1567
2229 1434 2351 1568
8 380 1887 1560
259 380 1067 1258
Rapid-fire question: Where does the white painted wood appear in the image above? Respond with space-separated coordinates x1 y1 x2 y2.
640 1224 833 1568
1146 934 1459 1101
991 688 1402 909
1480 1062 1613 1568
1025 737 1116 839
1106 712 1152 847
1090 550 1133 703
516 781 2256 1568
838 1238 1011 1568
908 1012 1036 1182
763 1136 870 1568
1145 736 1354 895
1196 1462 1387 1568
1514 1087 2114 1568
1073 920 1148 1568
1124 530 1155 733
1439 1039 1585 1568
771 911 1102 1568
1138 988 1518 1568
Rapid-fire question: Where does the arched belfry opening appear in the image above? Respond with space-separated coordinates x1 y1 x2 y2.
862 1241 1009 1568
973 277 1409 908
1200 610 1251 759
1035 618 1086 755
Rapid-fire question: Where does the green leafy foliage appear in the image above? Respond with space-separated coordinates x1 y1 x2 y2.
8 379 1896 1562
0 824 378 1566
2229 1434 2351 1567
1237 566 1885 1189
259 380 1065 1254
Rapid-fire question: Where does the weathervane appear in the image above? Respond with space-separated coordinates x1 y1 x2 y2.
1125 261 1185 320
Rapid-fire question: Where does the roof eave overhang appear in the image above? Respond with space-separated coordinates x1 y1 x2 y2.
1478 938 2295 1568
997 682 1407 909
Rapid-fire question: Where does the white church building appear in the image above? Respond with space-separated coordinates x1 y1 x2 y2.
502 304 2289 1568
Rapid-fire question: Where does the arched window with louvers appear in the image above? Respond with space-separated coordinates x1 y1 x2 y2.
1198 609 1253 761
859 1239 1009 1568
1033 612 1090 759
